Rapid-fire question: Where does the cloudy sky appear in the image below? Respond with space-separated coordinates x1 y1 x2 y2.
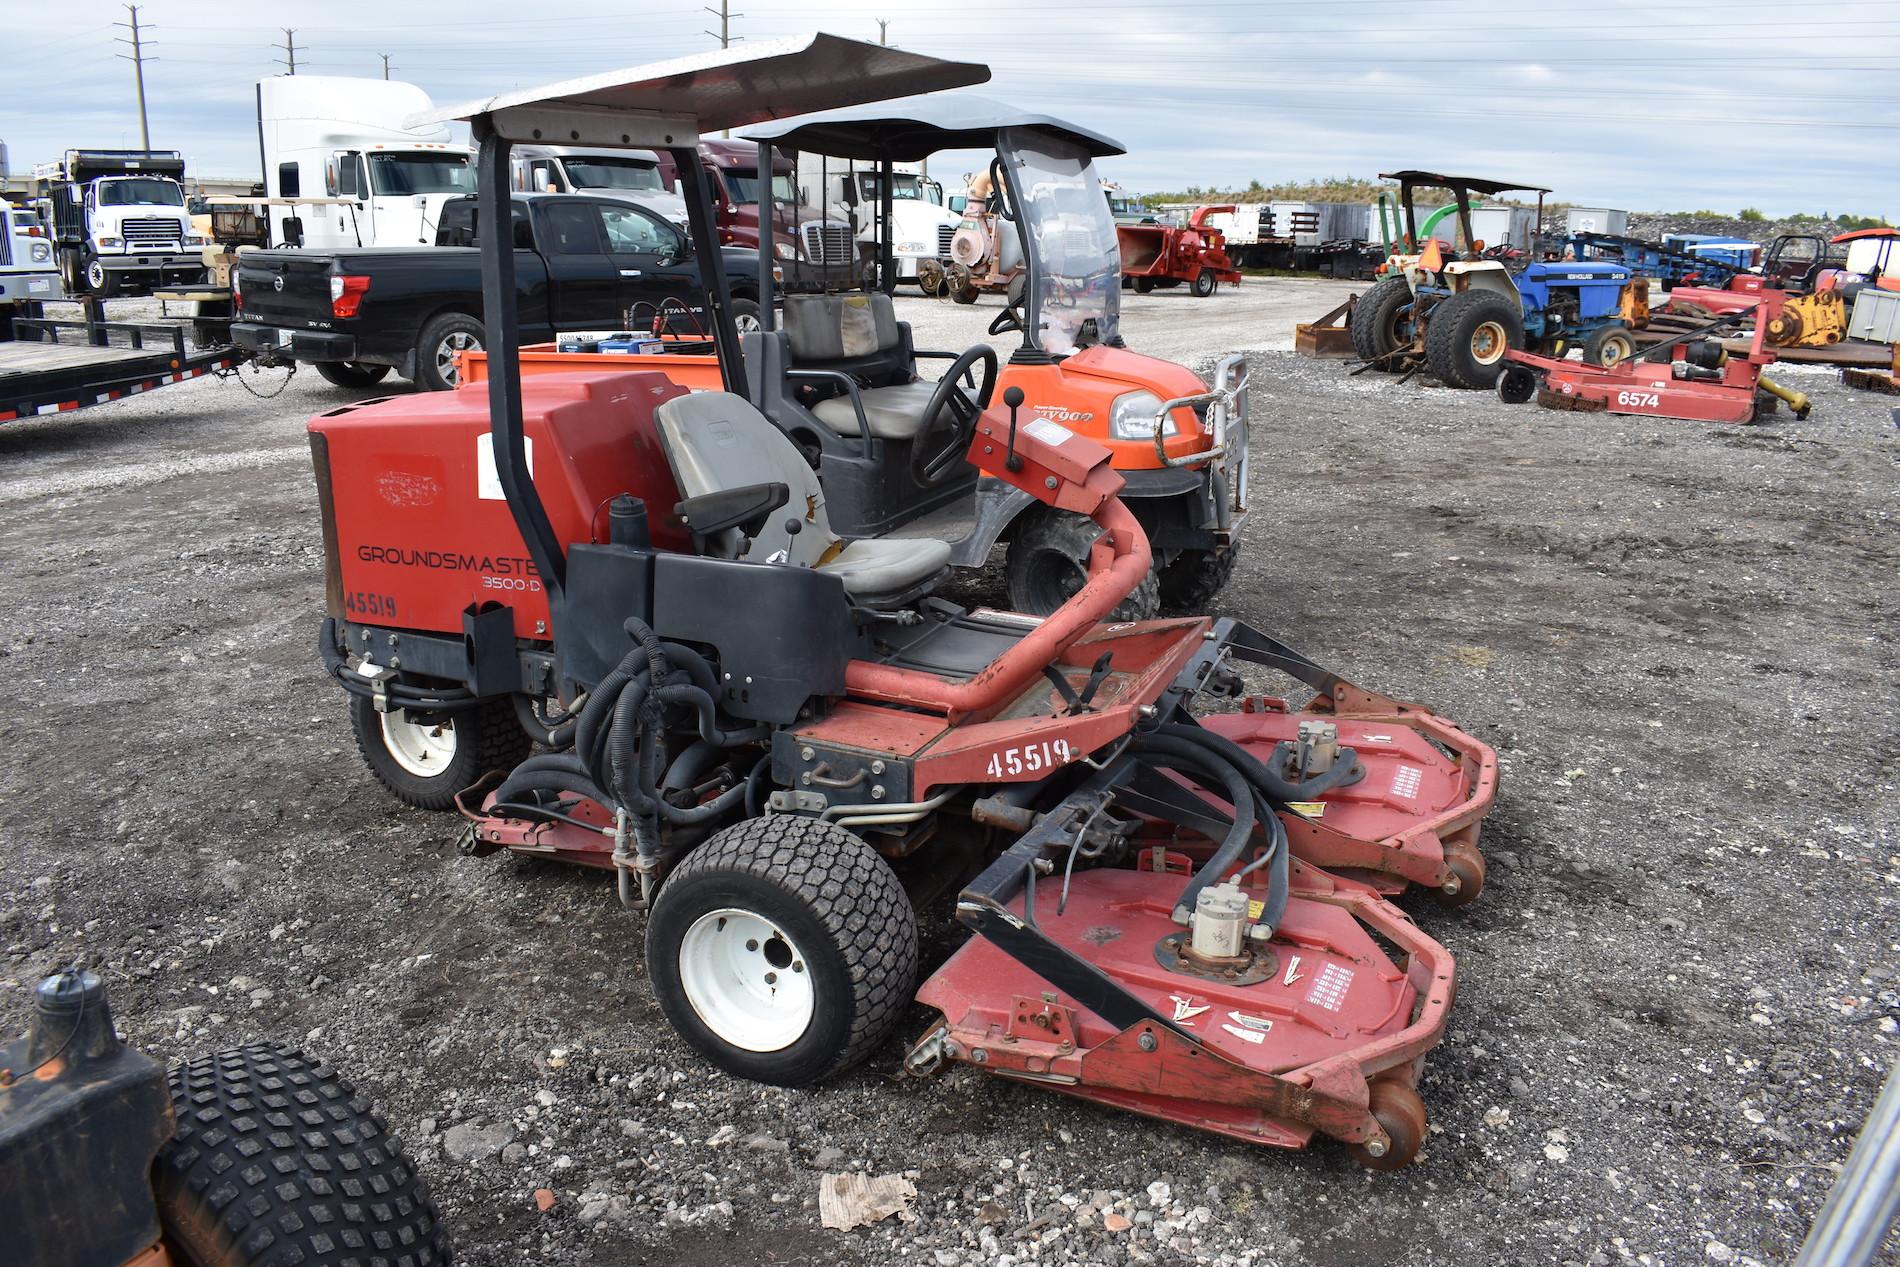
6 0 1895 218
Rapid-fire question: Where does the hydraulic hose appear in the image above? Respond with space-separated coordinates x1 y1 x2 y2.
1128 732 1261 925
1155 722 1361 803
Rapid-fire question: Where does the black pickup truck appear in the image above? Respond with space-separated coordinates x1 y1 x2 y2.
232 193 765 391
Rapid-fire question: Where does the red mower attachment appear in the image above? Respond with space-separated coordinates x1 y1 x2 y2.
1497 290 1812 425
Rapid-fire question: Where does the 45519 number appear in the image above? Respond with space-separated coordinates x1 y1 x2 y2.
984 738 1076 779
344 591 397 620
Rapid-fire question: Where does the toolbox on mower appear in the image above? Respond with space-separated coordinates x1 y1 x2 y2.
307 36 1502 1169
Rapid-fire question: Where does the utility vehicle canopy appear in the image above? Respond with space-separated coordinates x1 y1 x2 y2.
740 91 1123 160
414 34 988 145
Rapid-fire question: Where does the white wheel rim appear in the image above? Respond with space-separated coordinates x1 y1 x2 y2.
88 261 106 287
379 708 457 778
678 908 814 1052
436 331 479 384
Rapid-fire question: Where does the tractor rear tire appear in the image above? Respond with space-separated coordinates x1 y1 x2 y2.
1005 507 1161 621
349 693 529 811
1349 276 1411 367
315 361 391 391
1191 268 1217 298
154 1044 450 1267
1425 290 1523 389
1158 547 1237 612
647 815 918 1086
1582 324 1636 368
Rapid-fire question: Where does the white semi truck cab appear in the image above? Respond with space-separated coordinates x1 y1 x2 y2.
798 157 962 287
257 76 474 250
511 145 690 227
30 150 205 297
1 202 64 336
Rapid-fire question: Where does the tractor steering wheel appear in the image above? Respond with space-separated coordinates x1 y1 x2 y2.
912 344 998 486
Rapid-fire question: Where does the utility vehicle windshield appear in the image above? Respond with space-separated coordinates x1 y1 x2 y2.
725 170 797 205
854 172 933 203
998 127 1120 355
562 156 665 192
98 178 183 207
367 154 474 196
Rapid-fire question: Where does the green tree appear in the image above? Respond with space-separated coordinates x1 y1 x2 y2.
1737 207 1766 223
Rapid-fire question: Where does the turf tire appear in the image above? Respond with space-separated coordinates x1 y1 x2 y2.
1005 508 1161 620
1158 547 1237 611
349 693 529 811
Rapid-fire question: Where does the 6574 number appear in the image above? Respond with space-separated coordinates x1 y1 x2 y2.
984 738 1076 779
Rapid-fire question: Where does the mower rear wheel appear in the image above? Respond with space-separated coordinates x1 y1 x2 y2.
154 1044 450 1267
1582 324 1636 368
1006 508 1160 621
1349 276 1411 367
1191 268 1217 298
1158 547 1237 611
1344 1079 1428 1171
349 694 529 811
315 360 392 391
1433 837 1487 907
1425 290 1523 389
647 816 918 1086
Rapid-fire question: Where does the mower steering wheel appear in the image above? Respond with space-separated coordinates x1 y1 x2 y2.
912 344 998 486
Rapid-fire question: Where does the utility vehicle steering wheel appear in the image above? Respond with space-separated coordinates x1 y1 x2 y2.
912 344 998 485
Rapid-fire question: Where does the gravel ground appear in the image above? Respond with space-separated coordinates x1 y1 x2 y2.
2 286 1897 1267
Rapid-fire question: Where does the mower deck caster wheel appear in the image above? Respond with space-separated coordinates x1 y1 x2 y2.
1433 838 1486 908
1344 1079 1428 1171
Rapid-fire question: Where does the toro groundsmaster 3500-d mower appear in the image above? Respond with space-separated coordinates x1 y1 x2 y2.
308 36 1499 1168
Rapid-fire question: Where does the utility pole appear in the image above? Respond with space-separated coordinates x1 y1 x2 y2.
380 53 392 80
704 3 742 134
114 5 153 150
276 29 298 75
876 18 888 45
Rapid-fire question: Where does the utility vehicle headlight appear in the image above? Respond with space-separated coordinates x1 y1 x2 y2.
1109 390 1176 440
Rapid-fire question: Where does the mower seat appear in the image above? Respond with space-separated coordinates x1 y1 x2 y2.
782 292 972 441
654 392 950 603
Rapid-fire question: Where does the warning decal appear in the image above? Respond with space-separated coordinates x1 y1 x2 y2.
1305 962 1354 1012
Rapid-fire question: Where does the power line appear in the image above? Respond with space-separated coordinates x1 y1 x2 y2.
114 4 154 150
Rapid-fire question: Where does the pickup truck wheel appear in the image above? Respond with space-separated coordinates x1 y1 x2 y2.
415 313 485 391
732 298 762 336
315 361 391 391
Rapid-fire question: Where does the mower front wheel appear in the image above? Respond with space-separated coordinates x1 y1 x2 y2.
1425 290 1523 389
647 816 918 1086
1006 508 1160 621
349 693 529 811
154 1044 450 1267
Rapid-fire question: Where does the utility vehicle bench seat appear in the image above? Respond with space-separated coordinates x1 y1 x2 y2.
782 292 974 441
656 391 950 603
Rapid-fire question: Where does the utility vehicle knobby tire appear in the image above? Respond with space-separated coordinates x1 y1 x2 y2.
1425 290 1523 389
315 361 391 391
647 816 918 1086
1191 268 1217 298
1581 324 1635 368
413 312 484 391
1158 547 1237 612
1349 276 1411 366
349 693 528 811
1005 508 1161 621
154 1044 450 1267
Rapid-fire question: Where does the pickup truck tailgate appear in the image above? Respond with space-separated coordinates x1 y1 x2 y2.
235 252 338 327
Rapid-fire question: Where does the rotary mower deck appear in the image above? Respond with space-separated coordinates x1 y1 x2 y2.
309 39 1502 1169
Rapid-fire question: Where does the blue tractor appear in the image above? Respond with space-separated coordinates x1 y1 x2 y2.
1350 171 1645 388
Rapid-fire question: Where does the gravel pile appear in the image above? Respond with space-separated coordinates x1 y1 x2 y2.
0 320 1895 1265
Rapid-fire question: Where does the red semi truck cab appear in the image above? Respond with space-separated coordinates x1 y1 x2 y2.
656 140 851 266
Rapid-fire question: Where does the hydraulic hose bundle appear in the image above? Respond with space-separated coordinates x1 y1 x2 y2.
489 619 767 907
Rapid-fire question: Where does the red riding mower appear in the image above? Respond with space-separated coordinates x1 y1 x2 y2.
311 37 1499 1168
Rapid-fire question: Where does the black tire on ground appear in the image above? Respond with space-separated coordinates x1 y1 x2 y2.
731 297 762 336
412 311 485 391
1158 547 1237 612
1004 507 1161 621
1581 324 1636 368
83 252 121 298
1191 268 1217 298
1424 290 1524 389
349 693 529 811
951 282 980 305
1348 275 1412 366
314 361 392 391
647 815 918 1086
1133 277 1155 294
154 1044 451 1267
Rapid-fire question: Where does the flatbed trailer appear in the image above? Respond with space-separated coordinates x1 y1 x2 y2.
0 312 244 423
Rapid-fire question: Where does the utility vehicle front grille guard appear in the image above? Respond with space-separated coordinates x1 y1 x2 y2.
1150 353 1248 469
